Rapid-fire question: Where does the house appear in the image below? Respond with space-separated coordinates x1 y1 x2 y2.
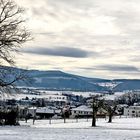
124 106 140 117
35 106 62 119
45 94 68 102
71 105 107 118
45 94 68 106
71 105 92 118
117 104 128 115
36 107 55 119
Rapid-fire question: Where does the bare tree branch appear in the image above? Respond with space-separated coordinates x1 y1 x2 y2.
0 0 31 65
0 0 31 91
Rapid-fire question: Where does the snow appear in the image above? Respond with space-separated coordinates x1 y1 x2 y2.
99 93 124 101
72 105 92 112
97 82 121 88
1 117 140 140
0 90 126 100
101 94 116 100
36 107 54 114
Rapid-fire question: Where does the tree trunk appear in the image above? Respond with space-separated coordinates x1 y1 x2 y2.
108 114 112 123
92 112 96 127
64 114 66 123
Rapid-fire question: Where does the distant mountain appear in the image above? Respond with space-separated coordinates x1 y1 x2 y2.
1 66 140 92
113 79 140 91
21 70 140 91
17 69 108 91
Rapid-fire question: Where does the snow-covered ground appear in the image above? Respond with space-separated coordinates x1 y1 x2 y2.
0 117 140 140
0 90 125 100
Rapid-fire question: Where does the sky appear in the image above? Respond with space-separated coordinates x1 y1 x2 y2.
14 0 140 79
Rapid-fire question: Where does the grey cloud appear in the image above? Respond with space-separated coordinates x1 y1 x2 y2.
30 62 53 66
79 65 140 72
23 47 95 58
97 65 140 72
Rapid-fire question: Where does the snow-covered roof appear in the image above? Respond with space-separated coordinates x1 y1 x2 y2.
55 109 61 114
128 106 140 109
71 105 92 112
28 107 37 110
36 107 54 114
100 95 116 101
117 104 128 107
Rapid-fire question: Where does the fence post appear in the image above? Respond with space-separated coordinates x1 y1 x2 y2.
76 117 78 122
49 118 51 124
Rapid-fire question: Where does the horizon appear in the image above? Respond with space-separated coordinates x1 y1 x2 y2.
13 0 140 79
5 65 140 80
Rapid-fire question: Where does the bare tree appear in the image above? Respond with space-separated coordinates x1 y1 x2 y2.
0 0 31 91
104 101 117 123
117 91 140 106
0 0 31 125
0 66 31 93
91 95 104 127
102 81 118 123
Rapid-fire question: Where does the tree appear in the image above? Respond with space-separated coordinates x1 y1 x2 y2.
102 81 118 123
62 105 71 123
91 95 104 127
0 0 31 91
0 0 31 125
104 101 117 123
117 91 140 106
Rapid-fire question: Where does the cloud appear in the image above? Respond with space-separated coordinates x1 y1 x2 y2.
22 47 95 58
98 65 140 72
14 0 140 79
79 65 140 72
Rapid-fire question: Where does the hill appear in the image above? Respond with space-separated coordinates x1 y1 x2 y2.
18 69 108 91
113 79 140 91
1 66 140 92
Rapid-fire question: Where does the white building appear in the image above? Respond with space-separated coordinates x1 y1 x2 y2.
124 106 140 117
71 105 107 118
71 105 92 117
36 107 55 118
45 94 68 102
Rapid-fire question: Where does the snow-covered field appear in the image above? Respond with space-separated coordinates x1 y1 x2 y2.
0 117 140 140
0 90 125 100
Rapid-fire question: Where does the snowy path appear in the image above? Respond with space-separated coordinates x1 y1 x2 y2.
0 117 140 140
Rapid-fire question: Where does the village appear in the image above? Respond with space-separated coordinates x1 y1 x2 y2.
1 89 140 126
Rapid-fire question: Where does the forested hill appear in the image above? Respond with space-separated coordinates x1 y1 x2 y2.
2 66 140 91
